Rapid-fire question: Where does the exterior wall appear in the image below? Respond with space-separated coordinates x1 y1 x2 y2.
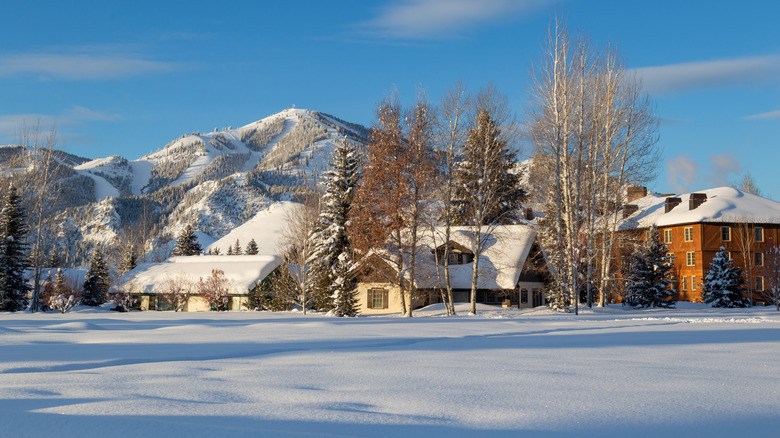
516 281 546 308
653 222 780 303
356 282 406 314
132 294 248 311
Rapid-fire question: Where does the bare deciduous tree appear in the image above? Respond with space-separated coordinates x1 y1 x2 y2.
157 274 195 312
280 179 321 314
433 81 470 316
198 269 232 311
528 19 659 312
761 246 780 311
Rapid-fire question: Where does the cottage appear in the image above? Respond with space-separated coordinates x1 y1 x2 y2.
356 225 547 314
112 255 283 311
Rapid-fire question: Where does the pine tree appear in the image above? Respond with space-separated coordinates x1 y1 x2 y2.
452 100 525 314
81 247 110 307
245 238 259 255
701 247 750 308
171 225 202 256
624 226 677 308
453 108 524 226
308 138 360 314
331 252 359 316
0 185 30 312
233 239 242 255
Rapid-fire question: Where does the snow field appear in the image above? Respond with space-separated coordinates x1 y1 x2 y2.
0 303 778 437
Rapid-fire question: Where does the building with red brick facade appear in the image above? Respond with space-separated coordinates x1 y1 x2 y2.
619 187 780 303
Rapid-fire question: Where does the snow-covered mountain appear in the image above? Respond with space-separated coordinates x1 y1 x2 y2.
1 109 368 267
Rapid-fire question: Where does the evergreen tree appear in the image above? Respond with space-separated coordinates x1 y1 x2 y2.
226 246 233 255
308 138 360 314
701 247 750 308
453 109 525 226
0 185 30 312
331 252 359 316
233 239 242 255
81 247 110 306
624 226 677 308
245 238 259 255
171 225 202 256
46 246 63 268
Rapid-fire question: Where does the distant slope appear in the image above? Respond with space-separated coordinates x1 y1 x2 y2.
0 108 368 267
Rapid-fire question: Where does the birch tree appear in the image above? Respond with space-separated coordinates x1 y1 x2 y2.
528 20 659 311
280 181 321 314
433 81 470 316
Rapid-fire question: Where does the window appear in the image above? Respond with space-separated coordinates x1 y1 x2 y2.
684 227 693 242
755 227 764 242
691 276 696 291
755 252 764 267
663 229 672 244
721 226 731 241
367 288 388 309
521 289 528 304
756 276 764 291
686 251 696 266
681 276 687 291
446 252 473 265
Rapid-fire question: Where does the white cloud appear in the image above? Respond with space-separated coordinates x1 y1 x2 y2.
667 154 699 193
707 153 741 188
743 109 780 120
666 153 743 193
0 53 178 80
0 106 121 144
356 0 551 39
634 55 780 95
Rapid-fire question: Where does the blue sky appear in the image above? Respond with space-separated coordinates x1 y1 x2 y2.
2 0 779 198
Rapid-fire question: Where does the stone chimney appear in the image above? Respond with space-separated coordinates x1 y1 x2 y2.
626 186 648 203
622 204 639 219
665 197 682 213
689 193 707 210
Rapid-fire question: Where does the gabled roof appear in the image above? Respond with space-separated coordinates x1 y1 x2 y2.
619 187 780 230
112 255 283 295
359 225 539 290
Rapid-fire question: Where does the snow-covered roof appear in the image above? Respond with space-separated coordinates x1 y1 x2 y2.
366 225 539 290
619 187 780 230
113 255 283 295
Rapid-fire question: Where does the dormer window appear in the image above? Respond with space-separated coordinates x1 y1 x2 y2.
435 243 474 266
447 252 473 265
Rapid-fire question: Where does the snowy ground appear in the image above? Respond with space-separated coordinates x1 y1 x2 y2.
1 303 778 437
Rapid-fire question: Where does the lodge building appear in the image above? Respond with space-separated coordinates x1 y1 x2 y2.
620 187 780 304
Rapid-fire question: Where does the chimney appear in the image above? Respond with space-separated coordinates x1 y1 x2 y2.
626 186 648 203
689 193 707 210
665 197 681 213
623 204 639 219
523 207 534 221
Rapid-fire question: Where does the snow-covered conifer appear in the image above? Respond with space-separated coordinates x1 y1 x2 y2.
171 224 202 256
245 238 259 255
233 239 242 255
81 248 110 307
308 138 360 314
624 226 677 308
0 185 30 312
701 247 750 308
